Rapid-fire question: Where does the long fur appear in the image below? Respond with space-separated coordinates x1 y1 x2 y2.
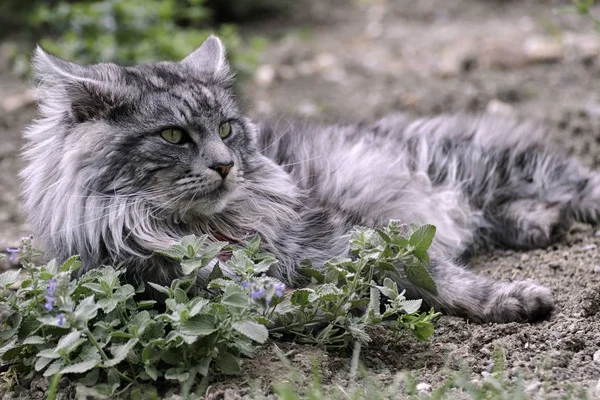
21 38 600 323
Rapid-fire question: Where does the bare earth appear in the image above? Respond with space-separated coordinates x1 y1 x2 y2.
1 0 600 398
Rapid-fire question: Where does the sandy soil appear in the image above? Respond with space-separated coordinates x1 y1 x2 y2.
1 0 600 398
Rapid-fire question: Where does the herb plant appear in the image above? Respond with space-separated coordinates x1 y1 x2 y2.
0 222 439 398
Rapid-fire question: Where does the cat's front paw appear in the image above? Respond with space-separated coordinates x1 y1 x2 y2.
483 280 554 323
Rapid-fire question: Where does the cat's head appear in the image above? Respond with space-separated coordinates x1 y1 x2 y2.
24 36 258 220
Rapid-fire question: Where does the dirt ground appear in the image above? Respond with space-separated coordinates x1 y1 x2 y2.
2 0 600 398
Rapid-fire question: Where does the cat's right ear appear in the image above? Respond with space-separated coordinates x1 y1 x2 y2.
32 46 121 122
181 35 231 81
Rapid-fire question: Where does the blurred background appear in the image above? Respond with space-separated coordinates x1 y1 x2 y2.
1 0 600 259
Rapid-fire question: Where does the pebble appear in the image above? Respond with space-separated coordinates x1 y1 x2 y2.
593 349 600 364
524 36 564 63
593 265 600 274
486 99 515 116
582 244 597 251
254 64 276 87
0 89 35 113
416 382 432 394
594 230 600 237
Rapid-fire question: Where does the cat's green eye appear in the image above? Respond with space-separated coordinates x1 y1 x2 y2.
160 128 185 144
219 121 232 139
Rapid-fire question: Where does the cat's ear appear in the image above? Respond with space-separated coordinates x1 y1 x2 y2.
32 46 121 122
181 35 231 80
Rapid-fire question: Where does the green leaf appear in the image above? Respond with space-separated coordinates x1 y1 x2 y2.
402 299 422 314
414 322 435 341
137 300 157 309
180 315 217 337
180 258 206 275
299 265 325 284
165 367 190 382
290 289 312 306
147 282 170 294
23 335 45 345
37 315 70 329
0 269 20 288
43 359 65 377
208 278 235 290
245 234 261 256
253 256 278 274
60 359 99 374
215 351 241 374
59 256 82 273
404 263 437 293
37 349 61 359
35 356 54 372
104 339 138 367
408 224 436 252
221 287 250 308
232 320 268 344
145 364 159 381
188 298 210 317
97 297 119 313
55 330 81 352
74 296 99 323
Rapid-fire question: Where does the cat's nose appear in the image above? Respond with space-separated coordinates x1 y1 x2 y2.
209 161 234 179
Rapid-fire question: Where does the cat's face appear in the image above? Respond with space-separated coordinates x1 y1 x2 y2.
29 36 257 217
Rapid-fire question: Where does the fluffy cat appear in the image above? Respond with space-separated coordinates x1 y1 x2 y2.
21 36 600 324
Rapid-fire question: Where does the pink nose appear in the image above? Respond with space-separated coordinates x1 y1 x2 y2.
210 162 234 179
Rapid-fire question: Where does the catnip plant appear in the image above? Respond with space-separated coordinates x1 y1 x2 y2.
0 222 439 398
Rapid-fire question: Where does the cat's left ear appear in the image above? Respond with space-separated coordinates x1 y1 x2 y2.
181 35 231 81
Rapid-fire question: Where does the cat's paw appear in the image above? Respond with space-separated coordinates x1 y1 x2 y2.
483 280 554 323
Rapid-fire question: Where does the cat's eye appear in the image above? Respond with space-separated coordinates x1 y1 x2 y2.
219 121 232 139
160 128 185 144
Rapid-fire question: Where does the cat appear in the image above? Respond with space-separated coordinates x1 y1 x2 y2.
21 36 600 324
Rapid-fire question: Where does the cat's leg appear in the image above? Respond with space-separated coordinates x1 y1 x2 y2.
486 148 600 250
490 199 570 250
396 254 554 323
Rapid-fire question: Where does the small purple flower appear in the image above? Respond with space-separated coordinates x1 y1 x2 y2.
274 283 286 298
44 296 55 311
5 248 19 263
47 279 56 295
57 314 65 327
241 281 250 289
250 287 266 300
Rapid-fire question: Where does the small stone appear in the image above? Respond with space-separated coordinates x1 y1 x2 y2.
254 64 276 87
524 36 564 63
593 349 600 364
525 380 542 397
583 244 598 251
416 382 432 394
314 53 336 71
296 101 319 117
593 265 600 274
0 89 35 113
594 230 600 237
223 388 242 400
487 99 515 116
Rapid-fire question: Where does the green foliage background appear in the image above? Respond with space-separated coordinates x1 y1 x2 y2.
0 0 290 75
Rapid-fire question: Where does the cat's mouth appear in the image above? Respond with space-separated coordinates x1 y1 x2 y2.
182 181 237 216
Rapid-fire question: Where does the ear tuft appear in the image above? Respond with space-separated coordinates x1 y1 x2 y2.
181 35 231 80
31 46 121 122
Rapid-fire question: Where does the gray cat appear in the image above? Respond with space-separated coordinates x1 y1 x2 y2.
21 36 600 324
